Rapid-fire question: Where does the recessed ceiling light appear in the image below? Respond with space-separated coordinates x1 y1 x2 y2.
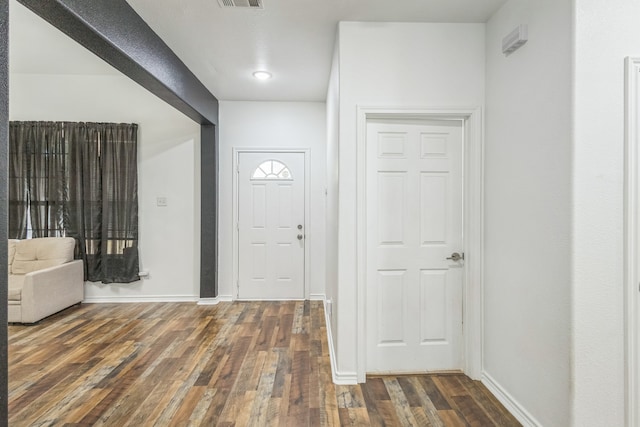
253 71 272 80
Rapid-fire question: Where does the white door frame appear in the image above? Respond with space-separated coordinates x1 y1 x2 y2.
625 57 640 427
356 106 484 382
232 148 311 300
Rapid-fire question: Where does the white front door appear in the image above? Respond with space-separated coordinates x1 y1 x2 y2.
366 119 464 373
238 152 305 299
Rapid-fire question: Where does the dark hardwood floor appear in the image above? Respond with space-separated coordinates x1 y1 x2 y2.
8 301 521 426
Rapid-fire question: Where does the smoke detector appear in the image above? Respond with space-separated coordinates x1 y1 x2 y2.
218 0 263 8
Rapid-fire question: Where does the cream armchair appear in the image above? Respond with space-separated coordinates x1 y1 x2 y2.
8 237 84 323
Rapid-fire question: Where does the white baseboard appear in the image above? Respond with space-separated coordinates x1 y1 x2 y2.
236 298 306 302
197 295 233 305
83 295 199 303
482 372 542 427
322 297 358 385
198 294 325 303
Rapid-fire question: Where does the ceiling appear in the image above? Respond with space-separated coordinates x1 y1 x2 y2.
9 1 119 76
10 0 507 102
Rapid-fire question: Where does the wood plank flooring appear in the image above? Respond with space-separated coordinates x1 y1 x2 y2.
8 301 521 426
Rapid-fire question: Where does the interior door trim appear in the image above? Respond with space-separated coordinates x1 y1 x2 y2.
232 148 311 300
624 56 640 427
356 106 484 383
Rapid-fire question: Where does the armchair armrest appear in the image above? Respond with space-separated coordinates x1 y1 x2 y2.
20 260 84 323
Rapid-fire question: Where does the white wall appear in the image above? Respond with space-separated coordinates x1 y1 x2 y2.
10 73 202 301
332 22 485 377
572 0 640 425
484 1 573 426
218 101 327 299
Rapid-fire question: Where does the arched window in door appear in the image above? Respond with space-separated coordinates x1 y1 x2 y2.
251 160 293 180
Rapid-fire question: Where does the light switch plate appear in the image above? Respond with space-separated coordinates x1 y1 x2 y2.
156 197 168 207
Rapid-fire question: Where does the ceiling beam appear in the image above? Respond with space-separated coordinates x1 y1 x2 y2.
17 0 218 126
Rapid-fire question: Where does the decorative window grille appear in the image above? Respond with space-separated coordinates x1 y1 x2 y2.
251 160 292 180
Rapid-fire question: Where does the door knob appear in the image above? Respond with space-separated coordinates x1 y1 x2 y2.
446 252 464 261
297 234 304 240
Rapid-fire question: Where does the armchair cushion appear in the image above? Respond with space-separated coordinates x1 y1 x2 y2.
12 237 75 275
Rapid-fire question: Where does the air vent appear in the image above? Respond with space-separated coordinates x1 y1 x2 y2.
502 25 528 56
218 0 263 8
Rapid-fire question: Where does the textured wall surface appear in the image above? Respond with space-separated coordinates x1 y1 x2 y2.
572 0 640 425
484 1 572 425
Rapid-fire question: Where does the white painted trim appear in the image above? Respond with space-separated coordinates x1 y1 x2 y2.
625 56 640 427
463 108 485 380
322 297 358 385
482 372 542 427
232 148 312 301
310 293 326 301
236 298 305 302
197 295 234 305
83 295 199 303
355 106 484 383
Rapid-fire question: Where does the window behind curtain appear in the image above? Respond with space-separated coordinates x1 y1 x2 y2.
8 121 140 284
29 121 66 238
8 123 30 239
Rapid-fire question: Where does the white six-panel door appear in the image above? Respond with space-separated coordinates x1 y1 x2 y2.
238 152 305 299
366 119 464 373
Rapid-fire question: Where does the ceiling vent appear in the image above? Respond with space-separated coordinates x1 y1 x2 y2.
218 0 263 8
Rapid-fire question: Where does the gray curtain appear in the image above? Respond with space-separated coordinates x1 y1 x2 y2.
65 123 103 281
101 124 139 283
28 122 66 237
8 122 30 239
8 121 139 283
65 122 139 283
